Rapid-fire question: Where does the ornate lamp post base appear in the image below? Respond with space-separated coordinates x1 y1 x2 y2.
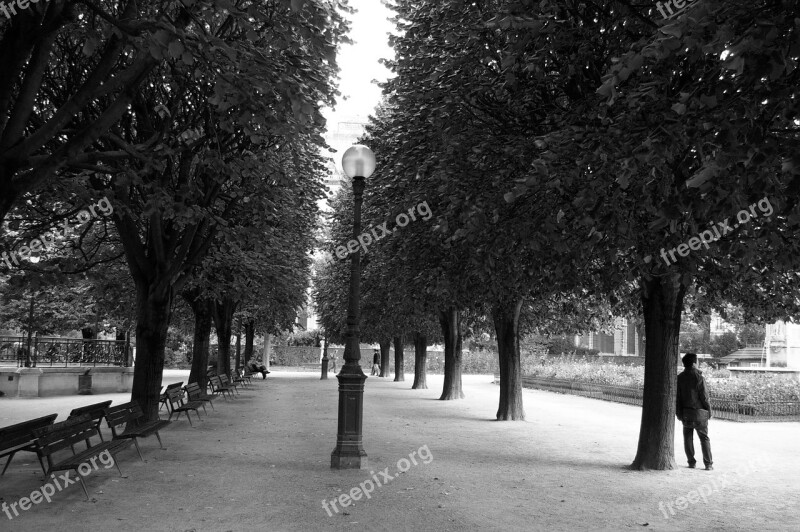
330 364 368 469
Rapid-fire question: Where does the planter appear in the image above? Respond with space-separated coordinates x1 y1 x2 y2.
78 373 92 395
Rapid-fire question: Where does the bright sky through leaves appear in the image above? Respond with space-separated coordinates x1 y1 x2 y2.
324 0 395 127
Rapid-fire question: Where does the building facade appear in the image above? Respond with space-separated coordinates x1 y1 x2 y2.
576 317 641 356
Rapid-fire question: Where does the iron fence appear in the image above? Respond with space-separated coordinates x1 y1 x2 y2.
495 375 800 422
0 336 131 367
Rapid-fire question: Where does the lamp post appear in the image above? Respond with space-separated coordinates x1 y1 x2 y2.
330 144 376 469
321 334 329 380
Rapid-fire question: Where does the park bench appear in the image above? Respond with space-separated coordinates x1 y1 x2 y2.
238 367 253 385
68 400 113 443
208 375 235 400
0 414 58 476
32 415 130 500
231 369 248 388
165 388 204 426
185 382 216 411
220 374 241 395
104 401 171 461
159 381 184 411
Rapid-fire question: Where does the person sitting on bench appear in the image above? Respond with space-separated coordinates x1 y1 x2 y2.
248 358 270 379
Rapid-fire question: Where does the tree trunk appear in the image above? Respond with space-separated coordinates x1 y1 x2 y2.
244 319 255 364
393 335 405 382
630 275 686 470
235 323 242 371
185 295 212 391
379 338 391 377
492 299 525 420
439 307 464 400
412 332 428 389
212 298 237 377
130 281 173 421
636 318 646 356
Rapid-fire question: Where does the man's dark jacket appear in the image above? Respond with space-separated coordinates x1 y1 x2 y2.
676 367 711 422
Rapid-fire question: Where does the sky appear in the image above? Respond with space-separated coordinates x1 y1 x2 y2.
323 0 395 128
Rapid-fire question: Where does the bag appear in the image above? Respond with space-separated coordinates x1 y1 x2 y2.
683 408 710 423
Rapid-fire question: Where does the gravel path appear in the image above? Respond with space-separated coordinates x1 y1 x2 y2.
1 370 798 531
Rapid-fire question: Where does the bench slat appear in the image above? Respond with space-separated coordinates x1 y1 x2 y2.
49 440 131 471
33 417 99 457
0 414 58 453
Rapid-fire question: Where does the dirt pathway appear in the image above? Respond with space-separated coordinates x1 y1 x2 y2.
1 371 798 531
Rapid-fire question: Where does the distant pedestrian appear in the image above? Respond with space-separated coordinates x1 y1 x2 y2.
371 349 381 376
676 353 713 470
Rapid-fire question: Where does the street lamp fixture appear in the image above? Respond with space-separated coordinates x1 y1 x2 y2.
330 144 375 469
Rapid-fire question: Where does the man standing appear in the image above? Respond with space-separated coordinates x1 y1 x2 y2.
676 353 713 470
371 349 381 376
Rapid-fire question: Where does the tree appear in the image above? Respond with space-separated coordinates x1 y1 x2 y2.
0 0 210 225
82 1 348 420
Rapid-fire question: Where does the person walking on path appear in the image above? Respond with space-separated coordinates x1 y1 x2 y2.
676 353 713 470
371 349 381 376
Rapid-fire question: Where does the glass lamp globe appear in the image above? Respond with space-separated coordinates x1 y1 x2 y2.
341 145 376 179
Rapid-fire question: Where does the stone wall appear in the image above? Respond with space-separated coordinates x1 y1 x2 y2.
0 367 134 397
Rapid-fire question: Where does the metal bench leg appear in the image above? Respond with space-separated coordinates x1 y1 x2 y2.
209 401 215 411
2 452 15 475
36 454 48 475
111 454 124 477
74 469 90 500
132 438 144 462
155 432 165 449
185 412 193 427
201 404 207 415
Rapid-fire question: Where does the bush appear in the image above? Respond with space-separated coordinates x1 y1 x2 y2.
547 336 577 355
286 330 322 347
708 332 739 358
521 357 800 401
461 348 498 374
164 346 191 369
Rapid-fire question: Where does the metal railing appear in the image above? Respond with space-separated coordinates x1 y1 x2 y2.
0 336 131 367
495 375 800 422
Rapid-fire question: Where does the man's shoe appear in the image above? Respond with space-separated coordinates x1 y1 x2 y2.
688 463 696 469
705 465 714 471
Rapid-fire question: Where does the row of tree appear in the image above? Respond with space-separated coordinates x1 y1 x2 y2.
0 0 352 418
315 0 800 470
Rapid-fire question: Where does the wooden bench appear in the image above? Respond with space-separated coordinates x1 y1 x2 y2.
239 367 254 385
185 382 216 411
68 400 113 443
165 388 204 426
33 415 130 500
104 401 171 461
236 367 252 386
208 375 235 400
0 414 57 476
159 382 184 411
220 374 241 395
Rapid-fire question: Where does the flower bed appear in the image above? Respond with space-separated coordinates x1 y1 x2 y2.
521 356 800 403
